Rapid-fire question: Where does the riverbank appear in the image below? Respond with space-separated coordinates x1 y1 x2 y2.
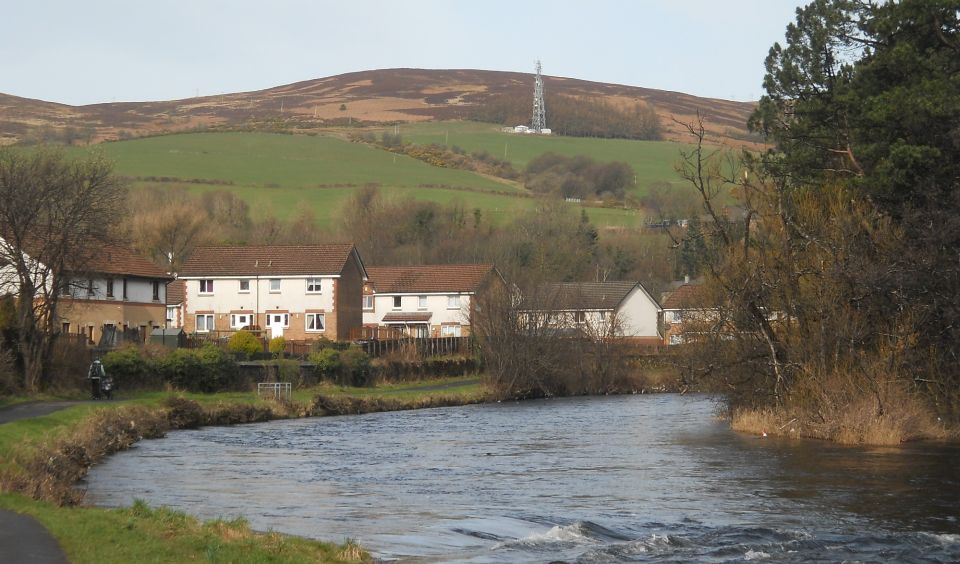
0 376 485 562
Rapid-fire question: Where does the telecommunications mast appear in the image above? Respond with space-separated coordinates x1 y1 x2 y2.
532 60 546 133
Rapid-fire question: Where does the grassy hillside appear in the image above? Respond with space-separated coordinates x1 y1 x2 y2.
72 131 649 228
387 121 695 196
79 132 519 193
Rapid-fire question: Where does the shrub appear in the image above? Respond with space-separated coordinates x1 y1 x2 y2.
227 330 261 360
310 336 335 352
102 346 149 385
340 347 373 387
156 344 237 393
308 348 341 380
268 336 286 357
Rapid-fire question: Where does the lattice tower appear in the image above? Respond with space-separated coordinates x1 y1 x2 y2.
532 60 546 133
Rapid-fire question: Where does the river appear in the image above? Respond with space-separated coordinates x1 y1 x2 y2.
84 395 960 562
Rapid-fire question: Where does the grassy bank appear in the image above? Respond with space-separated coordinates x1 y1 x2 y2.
0 377 485 562
0 495 365 564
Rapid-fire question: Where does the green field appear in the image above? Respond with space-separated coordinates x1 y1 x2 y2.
67 129 675 228
387 121 694 195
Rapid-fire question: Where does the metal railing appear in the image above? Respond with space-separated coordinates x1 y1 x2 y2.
257 382 292 401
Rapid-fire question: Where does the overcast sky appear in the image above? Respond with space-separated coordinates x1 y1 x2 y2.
1 1 805 106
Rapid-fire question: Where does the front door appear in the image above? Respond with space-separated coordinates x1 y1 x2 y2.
268 314 285 338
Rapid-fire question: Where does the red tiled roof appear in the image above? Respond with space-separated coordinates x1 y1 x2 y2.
166 279 185 305
366 264 497 294
179 244 360 277
84 246 172 279
661 283 712 309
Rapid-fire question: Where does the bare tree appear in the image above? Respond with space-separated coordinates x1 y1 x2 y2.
0 148 124 391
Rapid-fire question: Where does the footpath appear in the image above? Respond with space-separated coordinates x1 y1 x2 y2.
0 400 89 563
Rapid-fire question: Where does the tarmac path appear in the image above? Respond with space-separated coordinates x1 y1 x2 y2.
0 400 95 563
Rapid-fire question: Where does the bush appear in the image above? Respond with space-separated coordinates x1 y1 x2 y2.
227 330 262 360
268 336 286 357
340 347 373 387
308 349 341 380
102 346 150 388
310 336 335 352
156 344 237 393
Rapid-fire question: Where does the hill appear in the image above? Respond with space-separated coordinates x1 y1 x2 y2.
1 68 758 147
71 131 648 228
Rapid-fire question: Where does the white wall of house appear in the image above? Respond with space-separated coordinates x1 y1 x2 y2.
363 292 471 326
616 286 661 338
184 276 336 316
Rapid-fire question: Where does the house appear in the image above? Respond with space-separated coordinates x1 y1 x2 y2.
54 246 173 344
362 264 503 338
522 281 662 345
166 279 185 329
660 283 717 345
178 244 367 341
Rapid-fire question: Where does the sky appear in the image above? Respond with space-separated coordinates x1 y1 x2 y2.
1 1 806 106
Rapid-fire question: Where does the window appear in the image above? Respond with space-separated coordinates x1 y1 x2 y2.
62 322 71 334
230 314 252 329
152 281 160 301
60 278 71 296
122 278 128 300
268 313 289 327
306 313 325 332
106 279 114 298
86 279 95 296
574 311 586 324
239 280 250 293
440 325 462 337
418 295 427 310
166 306 176 323
269 279 281 293
306 278 322 293
196 314 214 332
447 295 461 309
363 295 374 310
393 296 402 310
199 280 214 294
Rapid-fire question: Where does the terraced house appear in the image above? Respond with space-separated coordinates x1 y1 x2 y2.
56 247 173 344
179 244 367 341
362 264 503 337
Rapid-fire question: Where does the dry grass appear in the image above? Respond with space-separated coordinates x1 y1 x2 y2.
730 374 950 445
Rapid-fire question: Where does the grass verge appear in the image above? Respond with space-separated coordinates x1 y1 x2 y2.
0 376 485 562
0 494 368 563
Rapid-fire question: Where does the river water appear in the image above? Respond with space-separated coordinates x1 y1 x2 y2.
84 395 960 562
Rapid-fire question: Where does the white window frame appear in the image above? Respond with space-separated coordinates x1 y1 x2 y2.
440 324 462 337
196 314 214 333
392 296 402 310
418 295 428 310
166 306 176 322
239 279 250 293
306 277 323 293
363 295 374 311
447 295 461 309
199 280 214 294
269 279 281 293
306 313 325 332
